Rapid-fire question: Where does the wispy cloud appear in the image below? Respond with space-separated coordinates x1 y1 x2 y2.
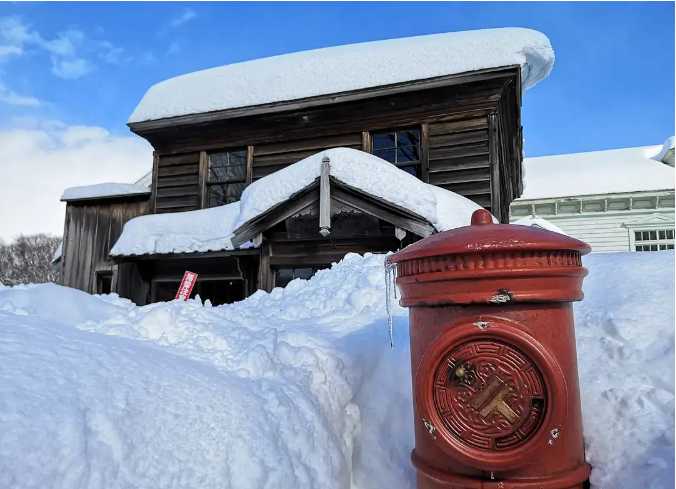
0 83 41 107
0 16 126 79
169 9 197 28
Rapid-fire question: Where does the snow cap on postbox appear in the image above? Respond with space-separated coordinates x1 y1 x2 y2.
386 209 591 307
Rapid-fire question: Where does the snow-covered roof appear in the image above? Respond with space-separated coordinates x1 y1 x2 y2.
61 182 150 202
110 202 243 257
235 147 482 232
129 28 554 123
111 148 483 257
512 215 568 235
518 143 676 200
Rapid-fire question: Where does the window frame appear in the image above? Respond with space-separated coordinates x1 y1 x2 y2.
632 228 675 252
205 147 249 207
370 127 423 177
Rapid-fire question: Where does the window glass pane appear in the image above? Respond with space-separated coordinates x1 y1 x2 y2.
667 230 674 240
397 145 420 163
208 182 246 207
659 230 666 240
400 165 419 177
209 150 246 182
667 244 674 250
635 231 642 241
650 244 658 251
373 132 396 150
374 148 396 163
643 231 650 240
659 245 668 250
398 130 420 147
294 268 314 280
650 231 657 240
276 268 294 288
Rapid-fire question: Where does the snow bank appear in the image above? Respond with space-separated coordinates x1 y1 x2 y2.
61 182 150 201
519 144 675 200
129 28 554 123
0 251 673 489
112 148 483 256
236 147 483 232
110 202 242 256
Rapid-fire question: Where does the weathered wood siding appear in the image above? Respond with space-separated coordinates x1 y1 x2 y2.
253 133 362 179
61 198 149 293
427 115 492 209
154 152 200 212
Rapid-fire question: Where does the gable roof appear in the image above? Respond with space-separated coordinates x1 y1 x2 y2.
129 27 553 124
518 142 675 201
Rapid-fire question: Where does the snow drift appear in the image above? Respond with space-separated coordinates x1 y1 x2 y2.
0 251 673 489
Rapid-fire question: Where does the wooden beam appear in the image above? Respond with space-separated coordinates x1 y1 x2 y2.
246 145 254 184
488 112 502 220
198 150 208 208
150 151 159 213
420 123 430 183
319 156 331 237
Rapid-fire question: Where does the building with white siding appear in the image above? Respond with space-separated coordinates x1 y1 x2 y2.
510 139 675 253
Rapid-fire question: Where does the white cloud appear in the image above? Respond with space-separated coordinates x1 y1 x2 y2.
50 57 92 79
0 16 125 79
0 83 41 107
169 9 197 28
0 121 152 242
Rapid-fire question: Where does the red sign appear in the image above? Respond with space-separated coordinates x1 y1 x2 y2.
175 271 198 300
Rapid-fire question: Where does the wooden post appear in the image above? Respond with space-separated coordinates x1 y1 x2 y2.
198 151 209 208
319 156 331 237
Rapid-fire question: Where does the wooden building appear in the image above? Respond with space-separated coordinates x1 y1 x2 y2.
510 141 675 252
59 28 555 304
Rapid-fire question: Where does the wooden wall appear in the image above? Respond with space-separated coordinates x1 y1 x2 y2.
61 198 150 294
139 67 523 220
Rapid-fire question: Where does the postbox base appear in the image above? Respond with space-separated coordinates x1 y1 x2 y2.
413 450 590 489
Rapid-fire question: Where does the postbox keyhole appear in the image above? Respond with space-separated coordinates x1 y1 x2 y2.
448 361 476 386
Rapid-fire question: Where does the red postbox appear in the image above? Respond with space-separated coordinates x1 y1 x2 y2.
386 209 591 489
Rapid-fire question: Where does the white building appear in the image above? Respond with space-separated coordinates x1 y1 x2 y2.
510 139 675 252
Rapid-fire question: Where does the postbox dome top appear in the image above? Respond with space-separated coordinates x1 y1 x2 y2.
387 209 591 264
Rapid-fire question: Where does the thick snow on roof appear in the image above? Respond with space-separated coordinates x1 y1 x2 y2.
112 148 483 257
110 202 242 256
519 144 676 200
236 147 482 232
61 182 150 202
512 215 568 235
0 251 673 489
129 27 554 123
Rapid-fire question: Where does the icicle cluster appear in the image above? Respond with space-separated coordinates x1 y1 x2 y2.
384 261 398 348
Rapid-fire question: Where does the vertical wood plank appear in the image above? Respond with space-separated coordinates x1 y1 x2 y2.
246 145 254 184
257 242 272 292
361 131 371 153
150 151 159 213
198 150 209 208
488 113 503 221
420 123 430 183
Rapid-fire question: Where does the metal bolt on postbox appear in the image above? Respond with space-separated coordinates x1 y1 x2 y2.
386 209 592 489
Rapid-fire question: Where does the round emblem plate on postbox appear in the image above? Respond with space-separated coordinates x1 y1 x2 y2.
415 319 567 472
433 338 547 452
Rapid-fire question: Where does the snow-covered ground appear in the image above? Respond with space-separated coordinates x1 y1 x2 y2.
0 251 673 489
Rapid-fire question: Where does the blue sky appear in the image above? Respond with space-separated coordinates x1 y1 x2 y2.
0 2 673 240
0 2 673 155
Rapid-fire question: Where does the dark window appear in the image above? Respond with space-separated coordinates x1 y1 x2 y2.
207 149 247 206
372 128 421 176
151 278 245 306
634 228 675 252
275 266 327 288
96 272 112 294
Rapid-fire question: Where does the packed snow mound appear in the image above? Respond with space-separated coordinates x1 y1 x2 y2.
512 215 568 235
0 251 673 489
110 201 243 256
61 182 150 201
111 148 484 256
519 144 675 200
129 28 554 123
236 147 483 231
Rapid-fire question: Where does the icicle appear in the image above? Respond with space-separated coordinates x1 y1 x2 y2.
384 261 398 348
